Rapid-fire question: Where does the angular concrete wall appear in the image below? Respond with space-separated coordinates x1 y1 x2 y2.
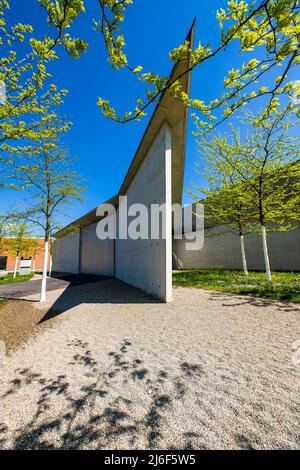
115 122 172 301
80 222 114 276
173 224 300 271
52 229 80 274
52 24 193 295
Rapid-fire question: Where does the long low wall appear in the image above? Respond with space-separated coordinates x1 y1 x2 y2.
53 224 115 277
52 229 80 274
80 222 114 277
173 225 300 271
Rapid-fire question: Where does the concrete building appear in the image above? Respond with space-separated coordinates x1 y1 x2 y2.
173 222 300 272
53 21 300 297
52 23 194 302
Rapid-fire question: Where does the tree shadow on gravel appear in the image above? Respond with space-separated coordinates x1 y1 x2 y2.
208 291 300 312
0 424 8 448
0 339 204 450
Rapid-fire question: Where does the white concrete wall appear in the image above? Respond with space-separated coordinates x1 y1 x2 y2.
173 224 300 271
80 222 114 276
52 230 80 274
115 122 172 301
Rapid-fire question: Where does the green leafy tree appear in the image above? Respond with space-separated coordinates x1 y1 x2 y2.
0 4 64 144
0 116 72 190
2 1 300 129
91 0 300 125
8 140 86 301
5 222 34 277
192 137 257 275
195 109 300 280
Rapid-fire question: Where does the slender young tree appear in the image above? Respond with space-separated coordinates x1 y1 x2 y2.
9 143 86 301
193 135 257 275
242 111 300 280
195 109 300 280
5 222 34 277
208 189 253 276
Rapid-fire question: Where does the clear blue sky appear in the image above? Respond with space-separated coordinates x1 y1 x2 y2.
1 0 298 231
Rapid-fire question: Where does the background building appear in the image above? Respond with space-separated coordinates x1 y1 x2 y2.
0 238 50 274
173 214 300 272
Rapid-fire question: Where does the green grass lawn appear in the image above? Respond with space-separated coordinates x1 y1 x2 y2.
173 269 300 303
0 272 35 285
0 300 5 309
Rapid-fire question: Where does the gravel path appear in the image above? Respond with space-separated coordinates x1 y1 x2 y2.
0 300 60 354
0 279 299 450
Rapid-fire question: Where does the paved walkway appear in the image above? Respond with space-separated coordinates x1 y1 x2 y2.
0 280 299 449
0 274 109 301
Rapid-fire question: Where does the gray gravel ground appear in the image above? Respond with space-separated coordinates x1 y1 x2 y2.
0 279 299 450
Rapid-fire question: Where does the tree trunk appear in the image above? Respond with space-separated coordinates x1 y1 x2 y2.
40 240 49 303
48 255 52 277
261 225 271 281
13 256 19 278
42 152 52 302
33 257 36 272
239 234 248 276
